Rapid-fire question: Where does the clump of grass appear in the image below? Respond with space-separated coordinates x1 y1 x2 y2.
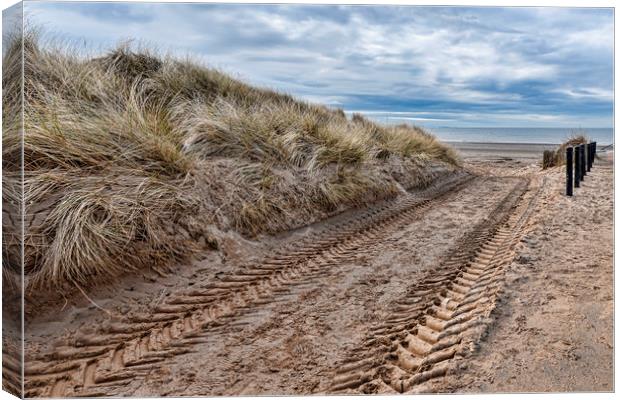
542 131 588 169
3 30 459 293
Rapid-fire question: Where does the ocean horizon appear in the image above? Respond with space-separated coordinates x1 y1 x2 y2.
426 127 614 146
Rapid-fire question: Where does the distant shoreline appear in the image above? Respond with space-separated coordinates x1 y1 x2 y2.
446 140 559 146
445 140 613 146
428 127 614 147
448 140 613 161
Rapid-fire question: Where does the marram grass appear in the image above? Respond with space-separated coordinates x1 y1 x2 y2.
2 31 459 293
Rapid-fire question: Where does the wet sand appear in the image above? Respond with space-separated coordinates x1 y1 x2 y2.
450 141 558 161
452 140 613 162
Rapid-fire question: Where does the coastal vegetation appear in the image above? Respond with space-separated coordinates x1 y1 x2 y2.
2 31 458 291
542 133 588 169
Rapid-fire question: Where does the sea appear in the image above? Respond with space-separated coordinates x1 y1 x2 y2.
425 127 614 146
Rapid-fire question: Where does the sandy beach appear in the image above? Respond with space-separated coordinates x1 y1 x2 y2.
450 141 559 161
18 141 613 396
426 145 614 393
5 4 613 398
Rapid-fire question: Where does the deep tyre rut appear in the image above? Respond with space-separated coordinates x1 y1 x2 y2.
329 176 542 394
24 173 474 398
2 339 21 396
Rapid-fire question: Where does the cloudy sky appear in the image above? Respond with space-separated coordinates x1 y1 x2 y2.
21 2 614 128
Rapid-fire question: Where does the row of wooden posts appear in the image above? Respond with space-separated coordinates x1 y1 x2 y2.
566 142 596 196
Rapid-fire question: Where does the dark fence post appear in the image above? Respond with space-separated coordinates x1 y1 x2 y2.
592 141 597 167
583 143 588 173
581 144 586 179
566 147 573 196
574 146 581 188
587 143 592 171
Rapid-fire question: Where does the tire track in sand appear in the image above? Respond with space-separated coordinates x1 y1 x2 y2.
329 176 543 394
24 173 474 397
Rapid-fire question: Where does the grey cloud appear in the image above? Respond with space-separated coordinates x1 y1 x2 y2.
22 3 614 128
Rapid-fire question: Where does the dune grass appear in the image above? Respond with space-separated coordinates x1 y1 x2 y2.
2 31 459 292
542 132 589 169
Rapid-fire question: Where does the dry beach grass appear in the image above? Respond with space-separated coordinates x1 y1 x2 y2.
542 134 588 169
2 31 458 293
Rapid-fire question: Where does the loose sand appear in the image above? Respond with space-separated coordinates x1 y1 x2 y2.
436 148 614 393
20 143 613 396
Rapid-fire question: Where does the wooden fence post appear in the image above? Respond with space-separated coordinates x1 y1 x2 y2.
574 146 581 188
579 143 586 180
583 143 590 175
566 147 573 196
